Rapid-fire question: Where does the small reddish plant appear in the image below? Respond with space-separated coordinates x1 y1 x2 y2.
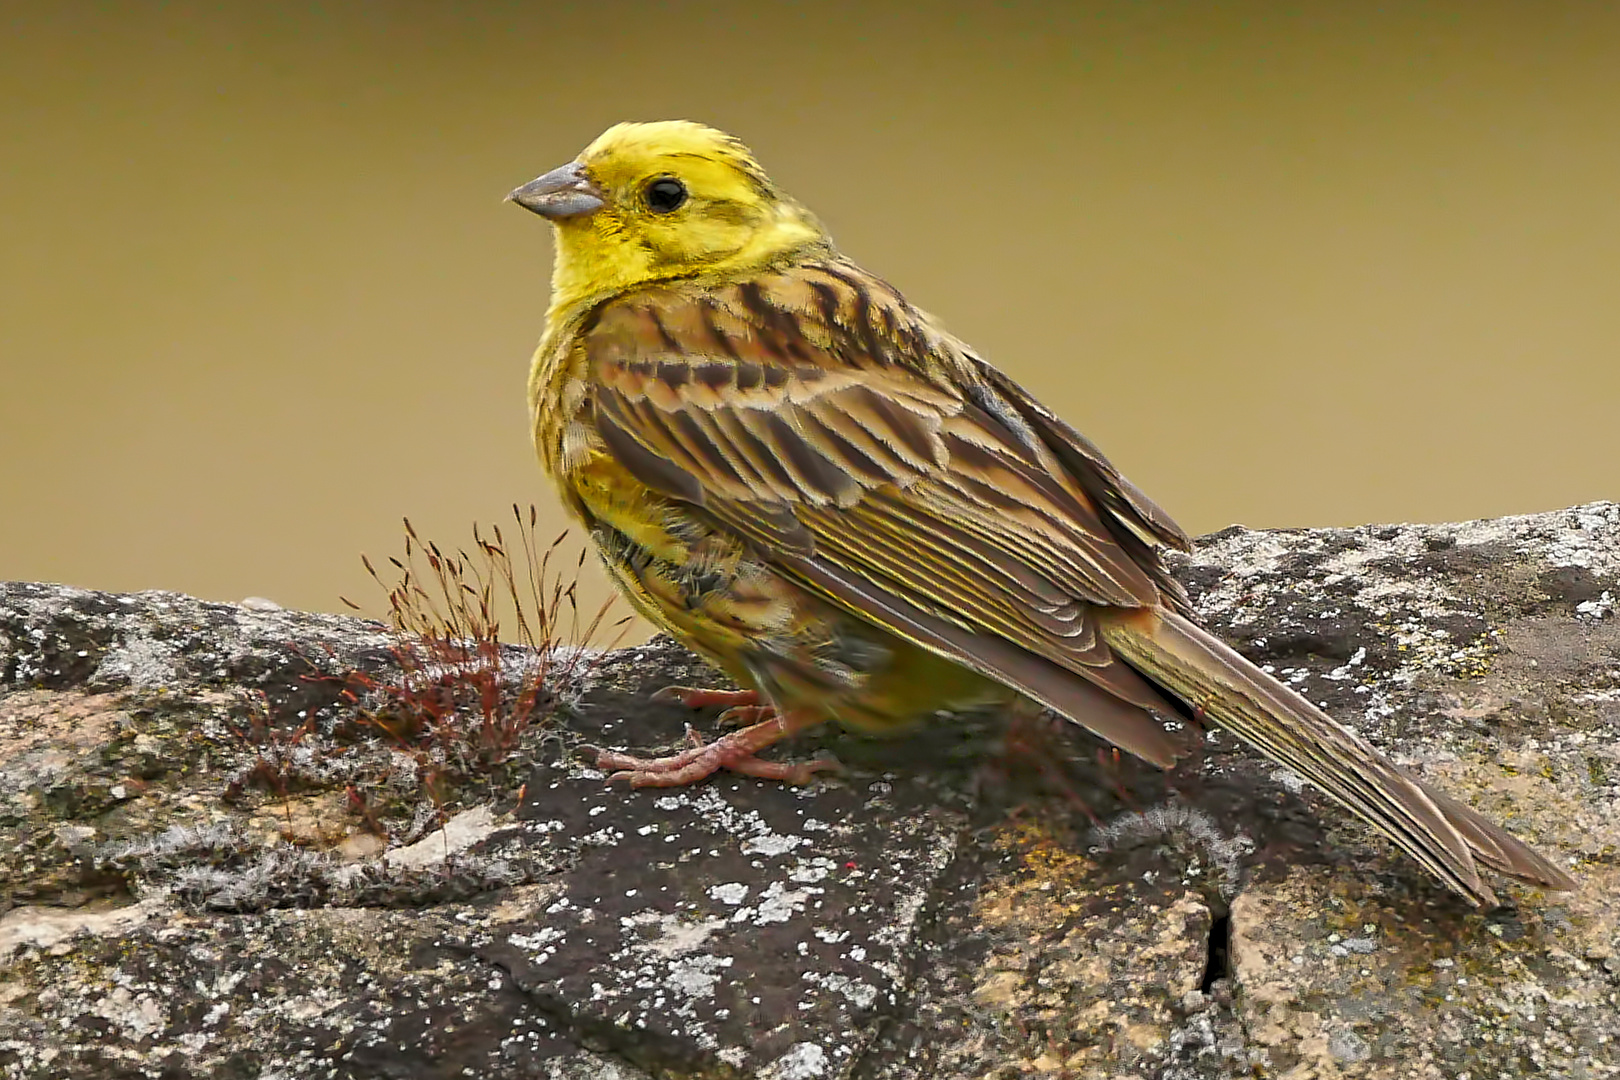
221 688 317 835
340 505 628 819
218 508 626 841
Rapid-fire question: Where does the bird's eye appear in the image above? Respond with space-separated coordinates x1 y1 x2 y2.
644 177 688 213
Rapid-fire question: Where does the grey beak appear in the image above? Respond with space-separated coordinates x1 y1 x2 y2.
507 162 605 220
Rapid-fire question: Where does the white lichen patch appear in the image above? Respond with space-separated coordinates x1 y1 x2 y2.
762 1041 829 1079
870 828 959 960
788 857 836 884
741 830 807 857
733 880 822 925
1577 591 1615 620
801 970 880 1010
507 924 567 959
664 954 733 999
91 632 185 691
1190 502 1620 623
0 895 172 958
1470 501 1620 573
1322 646 1368 681
707 882 749 905
91 985 169 1040
383 805 500 870
650 787 811 858
619 910 727 960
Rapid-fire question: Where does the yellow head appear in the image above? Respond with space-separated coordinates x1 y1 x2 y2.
510 121 830 316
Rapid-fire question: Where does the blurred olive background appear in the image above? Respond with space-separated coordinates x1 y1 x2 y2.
3 1 1616 638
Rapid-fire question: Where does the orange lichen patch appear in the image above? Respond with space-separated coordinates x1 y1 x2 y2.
966 815 1212 1070
974 820 1100 928
0 690 125 765
243 790 358 849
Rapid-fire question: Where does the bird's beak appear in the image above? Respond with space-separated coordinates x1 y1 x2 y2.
507 162 605 220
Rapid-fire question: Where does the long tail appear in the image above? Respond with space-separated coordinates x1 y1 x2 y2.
1097 606 1575 907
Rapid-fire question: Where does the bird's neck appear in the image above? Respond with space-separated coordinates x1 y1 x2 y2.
543 213 829 327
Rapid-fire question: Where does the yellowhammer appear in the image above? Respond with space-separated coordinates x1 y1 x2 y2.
509 120 1572 907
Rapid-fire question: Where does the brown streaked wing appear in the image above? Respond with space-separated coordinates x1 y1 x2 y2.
968 362 1195 609
583 273 1187 730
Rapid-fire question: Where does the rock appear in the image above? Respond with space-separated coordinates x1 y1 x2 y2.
1 502 1617 1079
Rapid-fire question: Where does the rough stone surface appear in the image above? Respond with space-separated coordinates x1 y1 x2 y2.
1 502 1617 1079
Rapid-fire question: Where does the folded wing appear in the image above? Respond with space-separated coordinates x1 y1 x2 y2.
583 264 1191 764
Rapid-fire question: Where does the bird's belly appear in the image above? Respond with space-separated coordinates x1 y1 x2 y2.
566 453 1005 731
569 456 788 639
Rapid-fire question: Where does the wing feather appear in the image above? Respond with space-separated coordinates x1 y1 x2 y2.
582 262 1193 743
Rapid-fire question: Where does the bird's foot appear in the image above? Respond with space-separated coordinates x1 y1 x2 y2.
649 685 763 710
716 704 778 727
651 683 776 728
582 712 837 789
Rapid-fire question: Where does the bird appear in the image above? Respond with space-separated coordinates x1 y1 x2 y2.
508 119 1574 907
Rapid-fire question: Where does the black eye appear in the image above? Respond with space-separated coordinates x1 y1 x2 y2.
644 177 688 213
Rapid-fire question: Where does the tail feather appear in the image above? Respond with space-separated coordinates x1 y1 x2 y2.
1097 607 1575 906
1422 786 1575 887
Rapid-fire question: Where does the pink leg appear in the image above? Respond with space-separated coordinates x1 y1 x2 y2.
717 704 777 727
582 710 839 789
649 686 763 710
651 683 778 728
1097 746 1141 812
989 703 1106 826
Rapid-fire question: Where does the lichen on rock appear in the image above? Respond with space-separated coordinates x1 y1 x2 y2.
2 502 1617 1078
